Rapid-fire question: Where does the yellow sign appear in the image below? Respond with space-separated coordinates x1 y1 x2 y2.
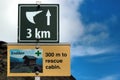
7 43 70 77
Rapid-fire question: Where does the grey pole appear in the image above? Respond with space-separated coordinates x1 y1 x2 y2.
35 76 40 80
35 1 41 80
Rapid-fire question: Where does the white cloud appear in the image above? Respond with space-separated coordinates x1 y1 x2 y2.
60 0 84 42
98 75 120 80
0 0 18 42
71 45 111 57
86 55 120 63
71 22 111 57
80 23 109 45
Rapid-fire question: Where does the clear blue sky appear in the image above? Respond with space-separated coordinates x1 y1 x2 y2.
71 0 120 80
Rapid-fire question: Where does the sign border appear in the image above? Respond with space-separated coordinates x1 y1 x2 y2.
18 4 59 43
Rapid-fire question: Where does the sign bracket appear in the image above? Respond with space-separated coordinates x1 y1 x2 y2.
35 38 40 49
36 1 41 9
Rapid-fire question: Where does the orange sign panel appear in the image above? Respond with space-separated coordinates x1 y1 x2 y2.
7 43 70 77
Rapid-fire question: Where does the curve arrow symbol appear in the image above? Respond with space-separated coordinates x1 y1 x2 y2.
26 11 42 24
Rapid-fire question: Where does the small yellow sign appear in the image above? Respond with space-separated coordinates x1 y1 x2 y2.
7 43 70 77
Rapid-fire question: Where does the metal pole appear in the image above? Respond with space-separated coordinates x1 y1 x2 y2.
35 1 41 80
35 76 41 80
35 38 40 80
34 70 40 80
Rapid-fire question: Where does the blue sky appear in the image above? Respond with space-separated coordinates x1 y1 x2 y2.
0 0 120 80
71 0 120 80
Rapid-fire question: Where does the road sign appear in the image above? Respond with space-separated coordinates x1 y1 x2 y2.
18 4 59 43
7 43 70 77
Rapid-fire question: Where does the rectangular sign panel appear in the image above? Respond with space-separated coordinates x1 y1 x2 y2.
18 4 59 43
7 44 70 77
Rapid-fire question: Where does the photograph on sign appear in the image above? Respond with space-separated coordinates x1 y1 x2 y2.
18 4 59 43
10 49 43 73
7 44 70 77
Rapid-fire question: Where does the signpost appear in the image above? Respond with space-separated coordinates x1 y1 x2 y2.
7 3 71 79
18 4 59 43
7 44 70 77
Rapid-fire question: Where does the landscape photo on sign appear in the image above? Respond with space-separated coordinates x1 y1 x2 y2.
10 49 43 73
